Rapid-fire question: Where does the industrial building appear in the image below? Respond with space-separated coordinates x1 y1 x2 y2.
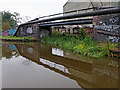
63 0 119 15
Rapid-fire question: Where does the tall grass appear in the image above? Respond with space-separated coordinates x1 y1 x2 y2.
42 31 117 58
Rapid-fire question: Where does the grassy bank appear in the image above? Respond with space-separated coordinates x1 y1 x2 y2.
0 36 35 40
41 31 118 58
0 36 38 42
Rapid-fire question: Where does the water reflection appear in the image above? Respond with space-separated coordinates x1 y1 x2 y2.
2 42 120 88
52 48 64 57
2 43 18 59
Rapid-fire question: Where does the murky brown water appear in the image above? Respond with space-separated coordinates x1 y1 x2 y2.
1 42 120 88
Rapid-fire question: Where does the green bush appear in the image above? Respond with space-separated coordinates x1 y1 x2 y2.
52 31 59 37
41 31 118 58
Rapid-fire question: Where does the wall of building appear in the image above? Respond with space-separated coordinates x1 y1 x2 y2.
63 1 119 17
63 1 116 15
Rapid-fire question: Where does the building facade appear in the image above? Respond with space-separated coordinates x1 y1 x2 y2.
63 0 119 14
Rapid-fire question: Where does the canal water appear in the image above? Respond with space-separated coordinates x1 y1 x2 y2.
1 42 120 88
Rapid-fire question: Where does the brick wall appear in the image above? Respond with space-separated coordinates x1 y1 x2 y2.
93 13 120 43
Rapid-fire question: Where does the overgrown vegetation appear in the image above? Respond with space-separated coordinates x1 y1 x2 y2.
41 31 118 58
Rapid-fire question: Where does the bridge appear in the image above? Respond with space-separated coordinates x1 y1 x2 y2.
14 6 120 42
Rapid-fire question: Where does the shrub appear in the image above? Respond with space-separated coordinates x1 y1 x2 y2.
41 31 118 58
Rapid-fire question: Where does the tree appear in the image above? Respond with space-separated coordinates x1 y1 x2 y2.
1 11 21 30
13 12 21 24
2 22 11 30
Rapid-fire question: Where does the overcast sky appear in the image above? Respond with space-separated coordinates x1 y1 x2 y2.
1 0 68 21
1 0 119 23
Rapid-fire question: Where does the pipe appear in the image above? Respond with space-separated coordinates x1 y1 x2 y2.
28 6 115 22
21 7 120 25
39 19 93 27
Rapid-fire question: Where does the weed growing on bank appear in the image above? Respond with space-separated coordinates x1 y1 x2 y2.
0 36 35 40
41 31 117 58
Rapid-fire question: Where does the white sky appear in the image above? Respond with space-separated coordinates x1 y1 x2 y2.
1 0 119 23
1 0 68 20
